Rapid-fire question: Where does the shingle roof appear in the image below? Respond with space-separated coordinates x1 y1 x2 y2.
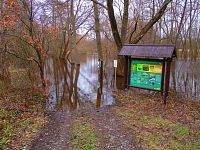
119 44 176 58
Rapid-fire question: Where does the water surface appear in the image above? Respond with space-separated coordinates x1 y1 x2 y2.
45 53 200 112
45 53 114 111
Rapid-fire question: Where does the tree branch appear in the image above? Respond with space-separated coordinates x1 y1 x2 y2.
90 0 107 10
131 0 172 44
4 45 39 65
76 26 93 44
129 18 138 43
1 33 36 50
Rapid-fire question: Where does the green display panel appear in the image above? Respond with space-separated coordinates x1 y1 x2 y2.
130 59 163 91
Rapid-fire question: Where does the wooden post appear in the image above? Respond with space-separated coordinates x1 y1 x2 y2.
96 60 103 108
163 59 171 105
127 57 131 88
124 56 128 88
161 60 166 96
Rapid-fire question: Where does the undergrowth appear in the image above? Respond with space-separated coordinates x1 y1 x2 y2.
0 88 46 149
112 91 200 150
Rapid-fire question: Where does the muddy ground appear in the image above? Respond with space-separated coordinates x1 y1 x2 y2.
30 102 141 150
1 88 199 150
29 90 200 150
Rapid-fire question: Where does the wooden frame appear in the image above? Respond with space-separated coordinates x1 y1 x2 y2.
124 57 172 105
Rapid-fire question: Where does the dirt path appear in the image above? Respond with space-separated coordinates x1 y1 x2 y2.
30 105 140 150
92 107 141 150
30 112 72 150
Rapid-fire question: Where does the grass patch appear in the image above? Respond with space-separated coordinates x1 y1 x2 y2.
143 134 163 149
0 119 12 149
112 91 200 150
70 117 99 150
140 115 174 128
175 125 190 138
0 88 46 149
112 104 200 150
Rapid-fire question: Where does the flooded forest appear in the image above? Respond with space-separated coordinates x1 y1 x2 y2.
1 0 200 106
0 0 200 149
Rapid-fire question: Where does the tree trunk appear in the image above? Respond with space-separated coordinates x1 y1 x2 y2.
70 0 80 64
93 1 103 107
93 0 103 60
121 0 129 44
73 64 80 109
107 0 122 50
106 0 129 77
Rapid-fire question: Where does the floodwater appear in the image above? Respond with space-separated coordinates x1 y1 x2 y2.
45 53 200 112
45 53 115 112
171 60 200 99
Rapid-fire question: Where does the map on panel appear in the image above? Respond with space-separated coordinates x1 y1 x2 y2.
130 59 163 90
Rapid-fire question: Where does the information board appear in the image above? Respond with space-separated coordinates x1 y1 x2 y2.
130 59 163 90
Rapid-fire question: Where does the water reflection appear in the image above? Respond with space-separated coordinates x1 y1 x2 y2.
171 60 200 99
78 53 115 106
45 57 80 112
45 53 114 112
45 53 199 112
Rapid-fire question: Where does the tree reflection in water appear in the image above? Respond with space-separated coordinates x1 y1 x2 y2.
45 53 115 112
45 54 200 112
45 57 80 112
